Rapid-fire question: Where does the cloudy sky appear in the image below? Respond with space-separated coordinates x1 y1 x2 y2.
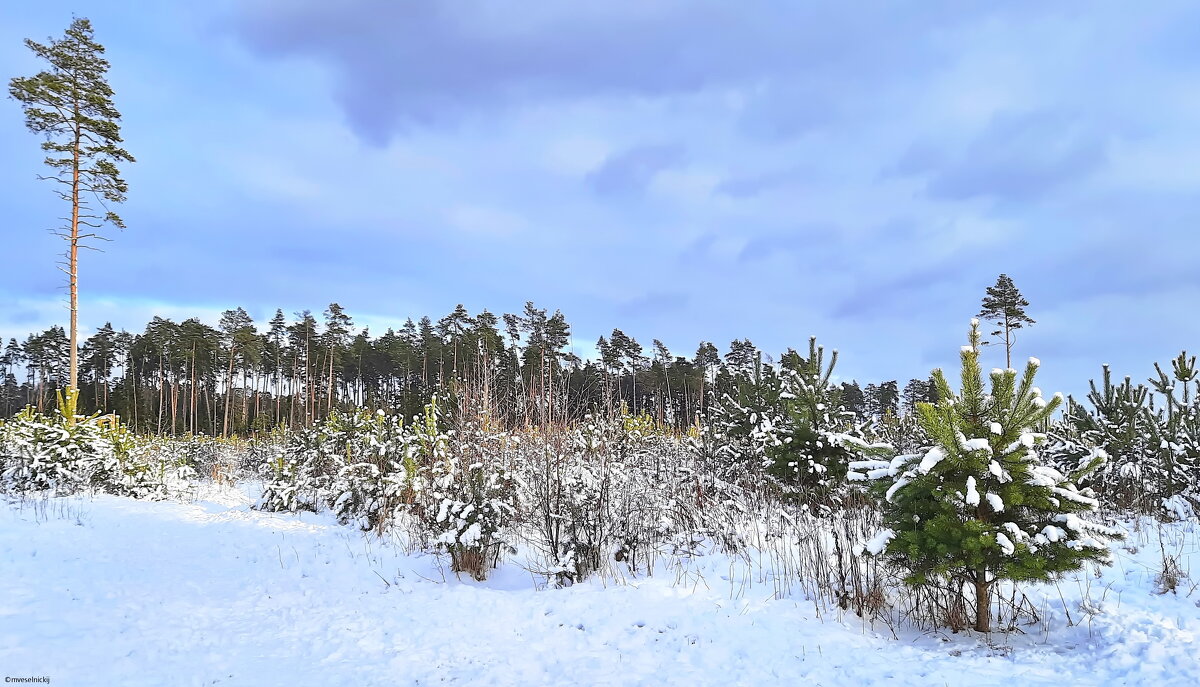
2 1 1198 397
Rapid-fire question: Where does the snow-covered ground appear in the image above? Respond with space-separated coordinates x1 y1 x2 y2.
1 487 1197 686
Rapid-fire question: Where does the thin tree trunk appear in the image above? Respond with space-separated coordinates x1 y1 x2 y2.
190 343 198 435
242 365 250 432
974 571 990 632
222 345 236 437
68 114 80 395
327 349 335 417
1004 314 1012 369
170 369 178 435
157 356 164 436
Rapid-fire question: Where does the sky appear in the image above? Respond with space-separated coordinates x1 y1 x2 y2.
2 1 1199 398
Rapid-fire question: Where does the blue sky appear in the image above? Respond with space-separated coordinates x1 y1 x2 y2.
2 1 1199 397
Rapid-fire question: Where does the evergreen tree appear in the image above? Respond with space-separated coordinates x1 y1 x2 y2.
267 309 288 425
852 320 1118 632
437 304 472 378
322 303 353 415
9 18 135 395
219 308 256 436
694 341 720 421
901 377 937 417
873 380 900 419
1149 352 1200 509
1056 354 1200 514
80 322 118 412
724 339 758 375
839 381 866 420
978 274 1034 368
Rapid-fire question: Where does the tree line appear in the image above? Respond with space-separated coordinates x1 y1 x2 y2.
0 302 938 436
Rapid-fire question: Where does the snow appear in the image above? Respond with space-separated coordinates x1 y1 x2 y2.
989 422 1003 435
995 532 1015 555
862 528 896 555
985 492 1005 512
2 489 1199 686
964 476 981 506
884 476 910 503
988 460 1011 482
917 446 944 474
962 437 993 454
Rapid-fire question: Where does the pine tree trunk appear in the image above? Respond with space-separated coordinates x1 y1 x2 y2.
222 345 236 437
242 366 250 430
68 116 81 396
157 356 164 436
974 571 991 632
190 345 198 435
327 351 335 418
170 371 178 435
1004 314 1012 369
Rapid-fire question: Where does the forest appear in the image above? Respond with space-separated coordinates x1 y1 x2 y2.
0 301 931 437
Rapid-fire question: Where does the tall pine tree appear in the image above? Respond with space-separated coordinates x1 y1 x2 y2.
978 274 1034 368
9 18 135 399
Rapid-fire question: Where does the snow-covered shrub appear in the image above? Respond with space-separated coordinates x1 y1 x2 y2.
707 358 779 484
430 462 517 579
259 423 334 513
525 418 614 585
864 411 929 455
1148 352 1200 516
426 400 518 580
520 413 747 585
0 407 107 494
258 408 415 530
709 338 886 508
0 403 194 499
325 410 414 530
133 435 263 488
1060 367 1161 512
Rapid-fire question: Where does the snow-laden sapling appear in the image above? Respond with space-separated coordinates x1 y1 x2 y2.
850 320 1120 632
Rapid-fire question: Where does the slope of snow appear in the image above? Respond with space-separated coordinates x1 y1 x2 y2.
1 487 1198 686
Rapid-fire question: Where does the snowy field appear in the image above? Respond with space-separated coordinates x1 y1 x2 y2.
2 487 1198 686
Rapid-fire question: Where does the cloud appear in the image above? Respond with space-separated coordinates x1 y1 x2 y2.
923 110 1109 202
617 291 690 319
834 260 971 320
715 164 815 198
446 206 528 238
586 143 686 197
226 1 998 145
736 224 842 263
882 140 947 179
